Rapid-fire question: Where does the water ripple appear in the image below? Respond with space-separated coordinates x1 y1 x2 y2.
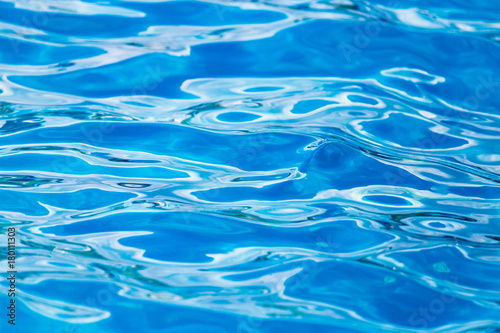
0 0 499 332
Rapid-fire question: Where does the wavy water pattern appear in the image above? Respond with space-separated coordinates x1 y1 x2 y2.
0 0 500 332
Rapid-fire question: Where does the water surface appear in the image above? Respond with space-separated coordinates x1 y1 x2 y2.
1 0 500 332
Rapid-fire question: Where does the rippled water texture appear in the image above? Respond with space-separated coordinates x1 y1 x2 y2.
0 0 500 332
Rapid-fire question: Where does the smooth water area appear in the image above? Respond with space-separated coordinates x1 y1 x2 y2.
0 0 500 332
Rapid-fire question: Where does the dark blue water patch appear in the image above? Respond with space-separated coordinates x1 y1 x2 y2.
216 112 261 122
0 36 105 65
418 69 500 114
0 116 44 135
42 212 393 263
8 19 500 102
9 53 198 99
0 190 50 215
0 153 189 179
347 94 379 105
335 20 500 85
298 141 432 191
363 195 412 206
284 259 494 329
429 222 446 229
386 246 500 291
447 185 500 200
14 19 499 99
0 286 366 333
360 113 468 149
244 86 284 92
191 18 499 82
0 122 316 171
291 99 335 114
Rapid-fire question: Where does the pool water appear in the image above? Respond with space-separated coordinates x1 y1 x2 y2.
1 0 500 332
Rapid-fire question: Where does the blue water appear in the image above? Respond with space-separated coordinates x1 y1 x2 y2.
0 0 500 332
